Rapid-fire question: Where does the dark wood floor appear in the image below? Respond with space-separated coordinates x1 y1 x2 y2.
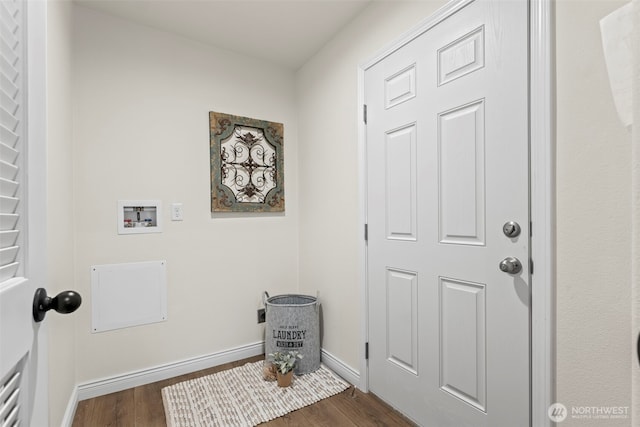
72 355 416 427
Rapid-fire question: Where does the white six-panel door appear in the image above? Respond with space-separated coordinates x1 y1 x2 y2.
365 1 530 425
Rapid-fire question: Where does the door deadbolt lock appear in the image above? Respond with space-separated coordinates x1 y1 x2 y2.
499 257 522 275
502 221 521 238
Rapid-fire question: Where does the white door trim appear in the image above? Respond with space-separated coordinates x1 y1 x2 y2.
26 0 49 425
529 1 556 426
356 1 555 425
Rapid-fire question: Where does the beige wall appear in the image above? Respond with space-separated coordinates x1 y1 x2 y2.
296 1 447 370
46 1 77 426
71 5 299 382
556 0 632 424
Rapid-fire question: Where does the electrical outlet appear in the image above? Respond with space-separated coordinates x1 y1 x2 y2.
257 308 266 324
171 203 183 221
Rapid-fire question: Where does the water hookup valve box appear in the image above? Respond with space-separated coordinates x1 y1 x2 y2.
117 200 162 234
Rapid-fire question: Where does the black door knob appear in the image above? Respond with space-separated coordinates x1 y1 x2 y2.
32 288 82 322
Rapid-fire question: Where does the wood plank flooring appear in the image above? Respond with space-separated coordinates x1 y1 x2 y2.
72 355 416 427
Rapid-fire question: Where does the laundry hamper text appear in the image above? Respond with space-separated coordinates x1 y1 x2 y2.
272 328 307 348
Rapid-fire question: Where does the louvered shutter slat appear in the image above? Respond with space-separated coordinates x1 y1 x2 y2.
0 246 17 265
0 37 18 66
0 106 18 132
0 390 18 425
0 262 17 282
0 0 22 284
0 389 18 422
0 24 18 50
1 1 18 19
0 196 18 246
0 37 18 56
0 195 17 213
0 142 17 164
0 159 17 180
0 90 18 116
0 213 17 231
0 8 18 48
0 125 19 148
0 1 18 21
2 405 19 427
0 371 20 418
0 55 19 83
0 73 17 100
0 177 18 198
0 230 18 248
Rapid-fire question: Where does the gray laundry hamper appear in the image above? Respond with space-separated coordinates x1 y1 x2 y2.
264 292 320 374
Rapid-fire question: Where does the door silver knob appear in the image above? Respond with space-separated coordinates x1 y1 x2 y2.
499 257 522 274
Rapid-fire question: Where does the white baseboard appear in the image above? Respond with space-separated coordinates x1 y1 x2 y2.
60 385 78 427
321 348 361 389
75 341 264 402
62 342 361 426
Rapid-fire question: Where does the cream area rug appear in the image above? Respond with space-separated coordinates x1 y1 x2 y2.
162 361 350 427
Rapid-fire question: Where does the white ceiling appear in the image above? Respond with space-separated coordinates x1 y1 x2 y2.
74 0 372 69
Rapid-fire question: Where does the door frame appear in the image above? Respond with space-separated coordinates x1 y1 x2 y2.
356 1 555 426
26 0 49 424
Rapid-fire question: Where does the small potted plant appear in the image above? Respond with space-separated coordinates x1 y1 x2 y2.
268 351 303 387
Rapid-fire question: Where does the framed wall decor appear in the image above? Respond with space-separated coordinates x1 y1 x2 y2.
209 112 284 212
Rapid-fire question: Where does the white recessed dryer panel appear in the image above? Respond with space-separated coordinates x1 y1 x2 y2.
91 260 167 333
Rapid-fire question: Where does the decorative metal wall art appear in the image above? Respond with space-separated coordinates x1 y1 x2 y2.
210 112 284 212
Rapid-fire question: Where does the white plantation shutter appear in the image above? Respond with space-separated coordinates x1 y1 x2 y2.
0 0 24 284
